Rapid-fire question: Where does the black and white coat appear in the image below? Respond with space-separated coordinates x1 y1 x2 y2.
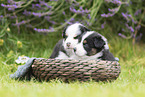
72 31 116 61
49 23 90 59
50 23 116 61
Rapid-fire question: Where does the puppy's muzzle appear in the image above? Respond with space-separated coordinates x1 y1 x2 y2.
66 42 71 47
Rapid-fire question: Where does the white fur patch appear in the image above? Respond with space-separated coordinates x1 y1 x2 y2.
65 23 83 37
63 23 85 49
55 51 69 59
70 51 103 60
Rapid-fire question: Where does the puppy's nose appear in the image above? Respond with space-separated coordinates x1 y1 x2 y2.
66 42 71 47
73 48 76 52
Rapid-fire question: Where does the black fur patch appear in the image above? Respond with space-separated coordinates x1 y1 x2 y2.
49 39 68 58
83 33 105 56
62 27 67 39
78 25 90 43
79 25 90 33
100 50 116 61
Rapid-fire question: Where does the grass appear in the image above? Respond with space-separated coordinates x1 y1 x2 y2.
0 30 145 97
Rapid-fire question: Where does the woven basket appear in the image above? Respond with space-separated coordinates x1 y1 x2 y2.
31 59 121 82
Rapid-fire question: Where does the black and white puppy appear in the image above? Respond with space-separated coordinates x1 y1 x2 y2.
50 23 90 59
72 31 116 61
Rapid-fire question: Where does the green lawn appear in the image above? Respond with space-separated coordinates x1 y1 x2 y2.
0 31 145 97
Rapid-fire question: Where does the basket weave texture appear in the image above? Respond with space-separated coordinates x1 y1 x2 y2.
32 59 121 82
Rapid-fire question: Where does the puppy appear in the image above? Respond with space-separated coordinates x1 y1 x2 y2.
50 23 90 59
72 31 116 61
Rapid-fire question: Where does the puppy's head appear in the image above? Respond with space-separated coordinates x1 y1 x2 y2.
62 23 90 50
73 31 109 59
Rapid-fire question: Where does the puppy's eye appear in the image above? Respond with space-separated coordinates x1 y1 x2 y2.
83 40 87 45
74 35 80 39
74 35 78 39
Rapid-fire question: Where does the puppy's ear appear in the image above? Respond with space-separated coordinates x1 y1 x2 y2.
62 27 67 38
79 25 90 33
94 36 105 48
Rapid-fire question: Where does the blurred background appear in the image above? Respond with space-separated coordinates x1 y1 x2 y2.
0 0 145 67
